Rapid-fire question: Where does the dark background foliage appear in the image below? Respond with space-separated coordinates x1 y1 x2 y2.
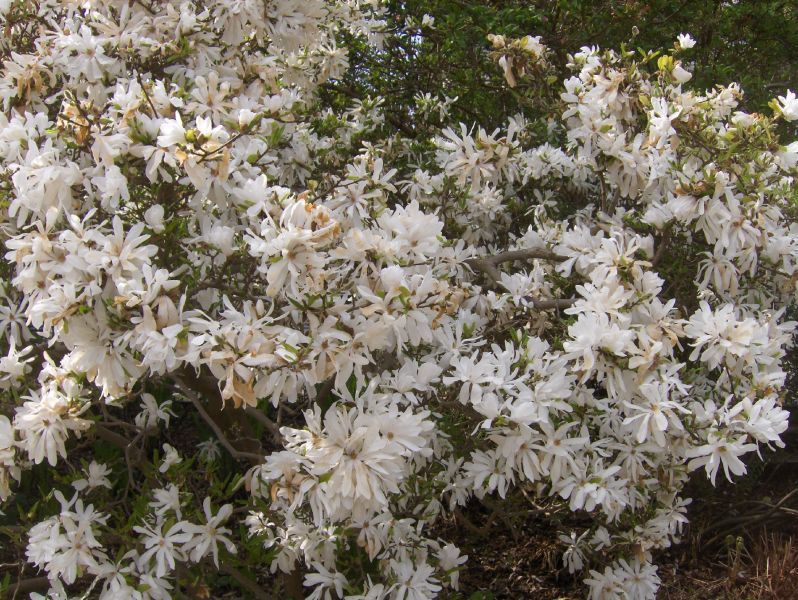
332 0 798 132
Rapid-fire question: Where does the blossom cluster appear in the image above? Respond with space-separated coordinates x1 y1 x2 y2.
0 2 796 599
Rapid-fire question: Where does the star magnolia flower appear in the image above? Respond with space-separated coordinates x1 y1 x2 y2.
149 484 183 519
0 415 19 500
436 544 467 589
390 560 442 600
157 113 187 147
676 33 696 49
133 519 193 578
685 434 757 485
14 385 91 467
159 444 182 473
776 90 798 121
304 563 348 600
181 497 237 567
72 461 113 492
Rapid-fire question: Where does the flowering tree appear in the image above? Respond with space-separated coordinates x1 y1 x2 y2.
1 1 797 599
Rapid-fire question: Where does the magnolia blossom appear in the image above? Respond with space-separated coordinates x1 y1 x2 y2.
0 415 19 500
133 520 193 578
159 444 182 473
676 33 696 49
181 498 237 567
686 434 758 485
777 90 798 121
72 461 113 492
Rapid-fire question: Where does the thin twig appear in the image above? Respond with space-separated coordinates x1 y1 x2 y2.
93 424 133 449
136 72 159 116
702 488 798 548
452 505 501 538
123 429 146 498
244 407 283 443
175 378 264 464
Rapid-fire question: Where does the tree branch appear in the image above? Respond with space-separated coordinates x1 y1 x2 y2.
466 247 565 285
220 563 270 600
465 248 575 309
8 576 49 597
174 367 280 448
174 377 265 464
93 423 133 449
525 297 576 310
244 407 283 443
94 424 145 466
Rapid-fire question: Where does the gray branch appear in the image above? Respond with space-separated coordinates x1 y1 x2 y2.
465 247 574 309
466 247 566 285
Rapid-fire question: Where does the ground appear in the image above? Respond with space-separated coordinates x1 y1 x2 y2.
441 427 798 599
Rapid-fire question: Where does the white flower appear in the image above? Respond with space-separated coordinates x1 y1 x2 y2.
237 108 258 128
686 433 757 485
304 563 347 600
205 224 236 256
135 393 175 431
181 497 237 567
1 4 797 597
149 484 183 519
134 519 193 578
144 205 166 233
390 560 442 600
684 302 769 370
0 342 32 387
584 565 625 600
560 531 588 573
671 63 693 84
14 385 91 467
776 90 798 121
290 402 408 520
622 380 689 446
0 297 30 343
0 415 19 500
72 461 112 492
197 438 222 463
437 543 467 589
463 449 513 498
676 33 696 49
563 312 636 379
616 559 660 600
159 444 182 473
101 216 157 283
157 113 186 147
26 492 108 585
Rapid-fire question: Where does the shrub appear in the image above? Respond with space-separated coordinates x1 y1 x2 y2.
0 2 796 599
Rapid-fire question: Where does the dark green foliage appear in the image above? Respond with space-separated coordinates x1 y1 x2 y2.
334 0 798 133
